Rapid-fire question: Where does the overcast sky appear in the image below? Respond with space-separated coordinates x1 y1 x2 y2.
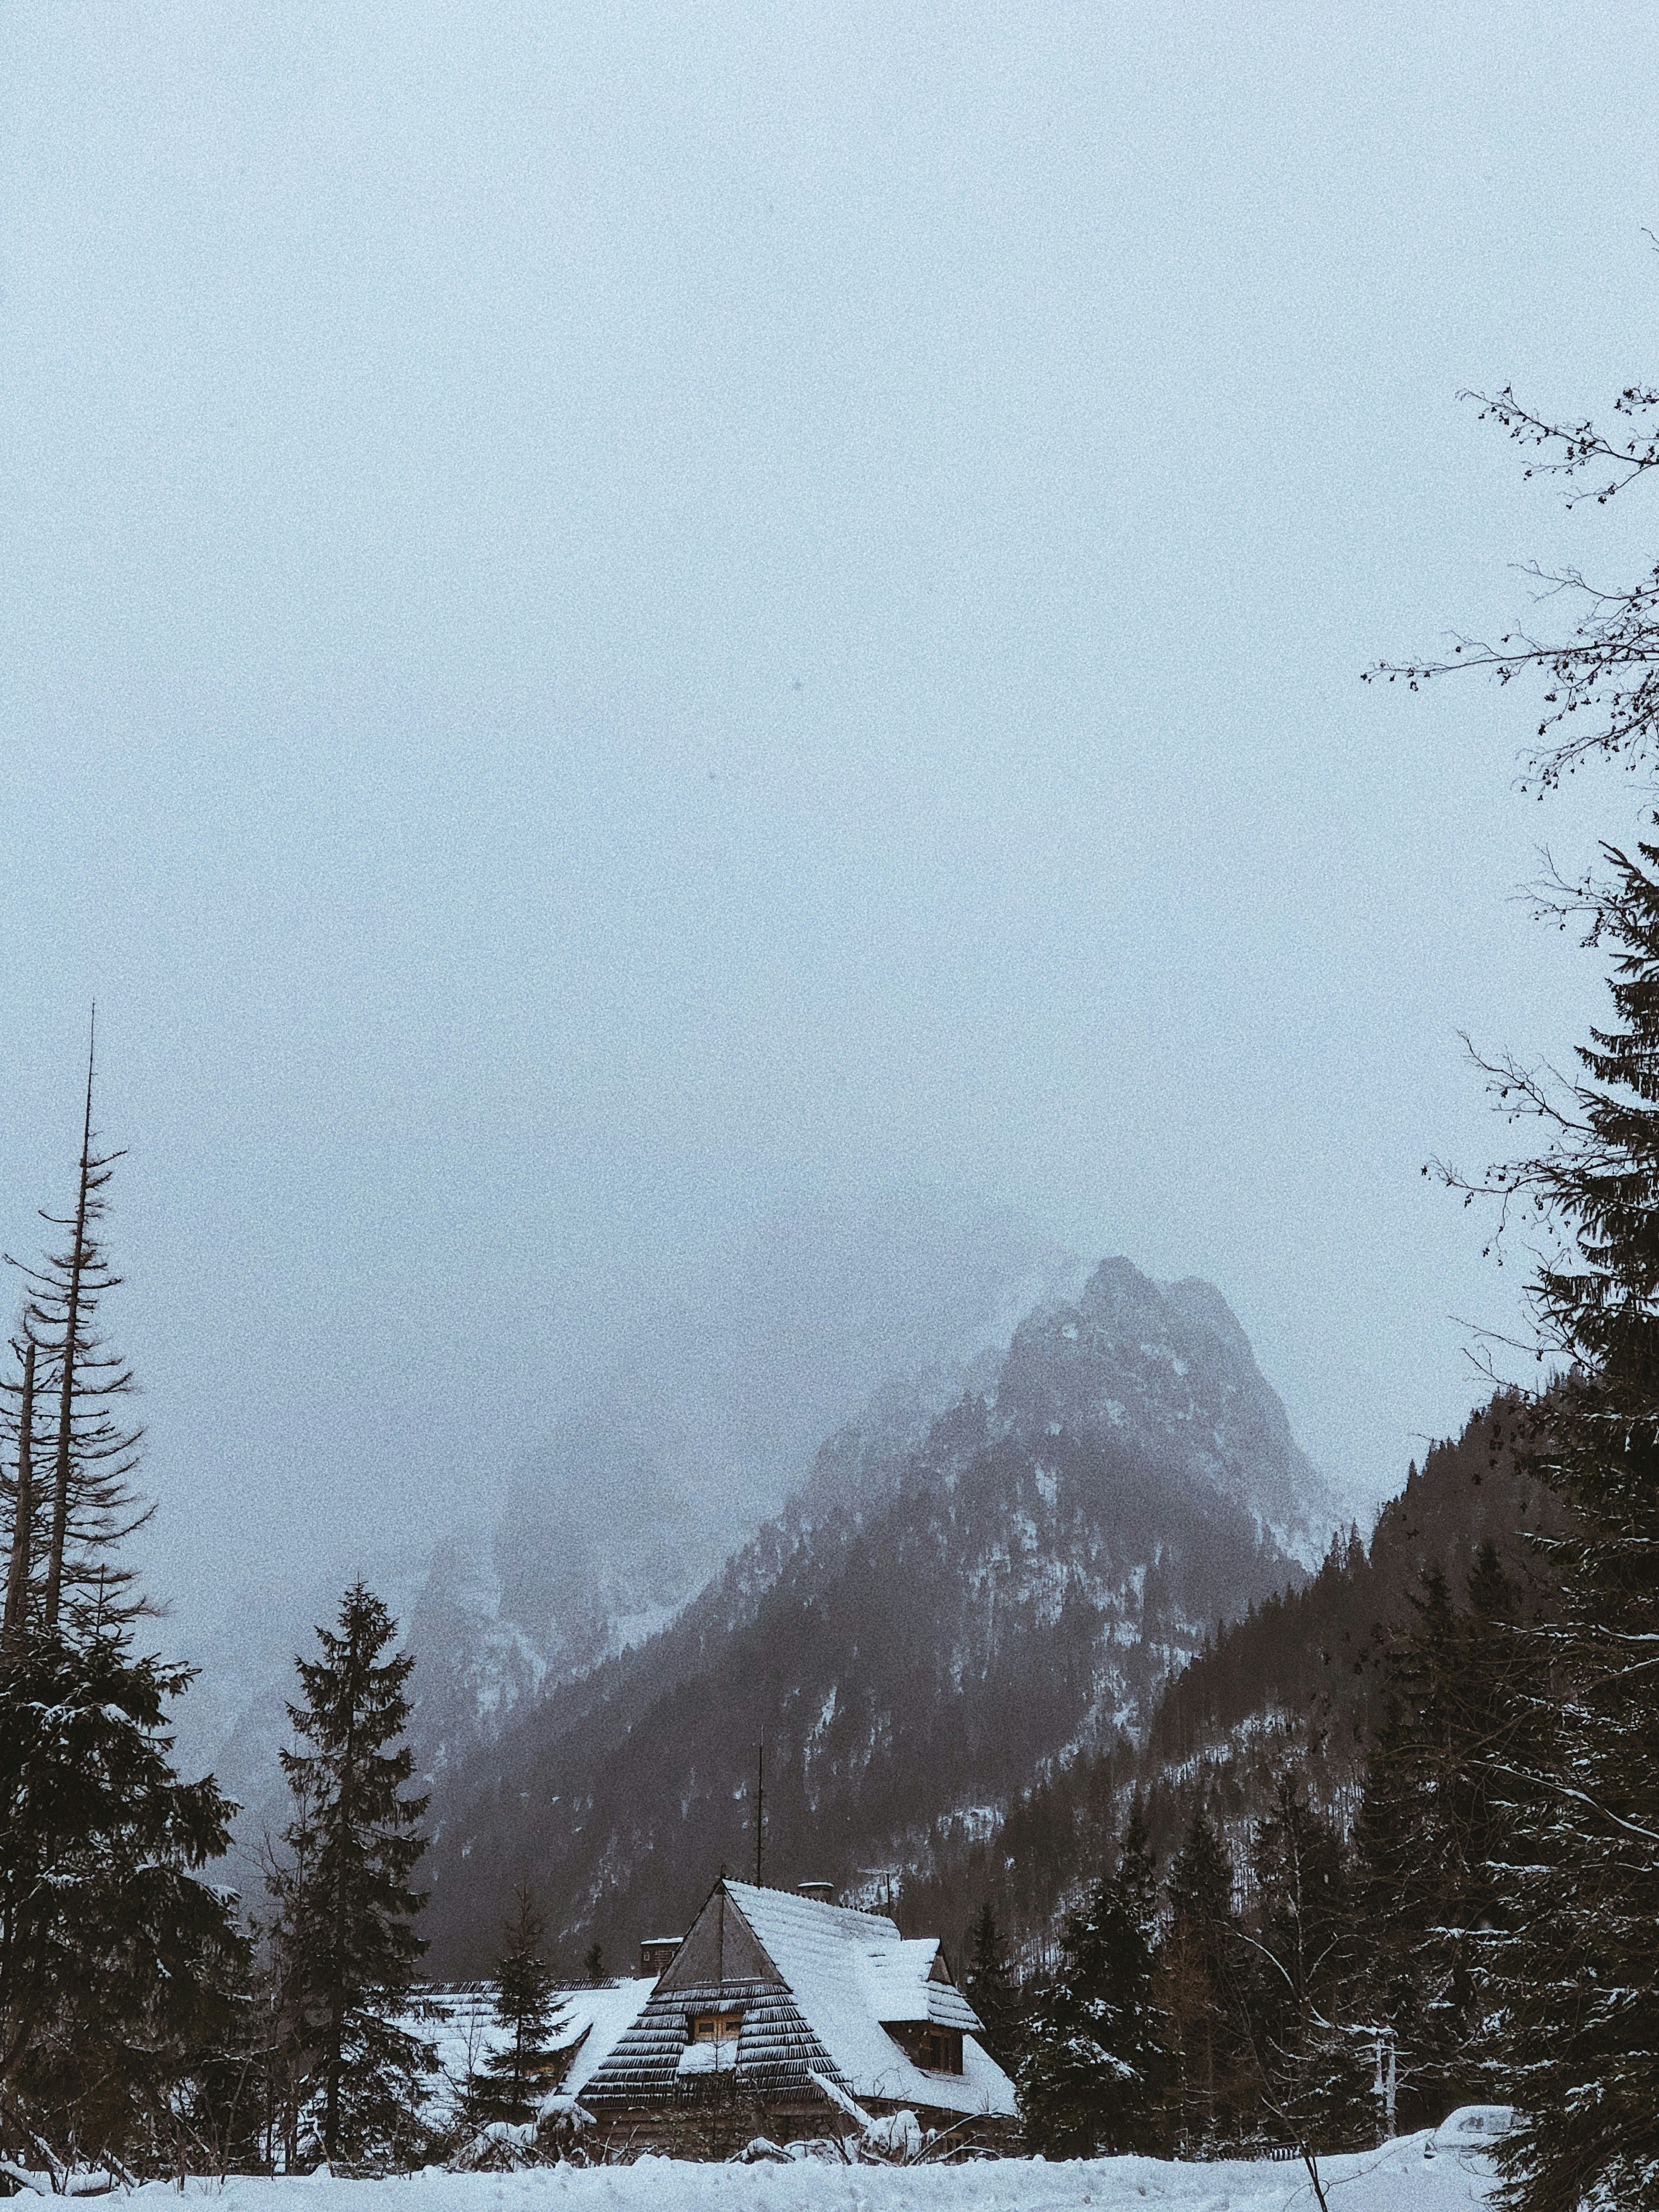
4 2 1658 1644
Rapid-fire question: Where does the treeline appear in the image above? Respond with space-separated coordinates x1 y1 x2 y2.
893 1389 1557 1982
0 1058 440 2183
960 1534 1533 2174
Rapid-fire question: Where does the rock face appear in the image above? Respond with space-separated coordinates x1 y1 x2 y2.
416 1260 1333 1979
997 1260 1333 1558
182 1194 1088 1844
393 1200 1090 1781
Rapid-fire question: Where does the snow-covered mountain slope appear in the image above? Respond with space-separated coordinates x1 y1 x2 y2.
419 1260 1333 1978
397 1200 1086 1780
997 1260 1334 1561
177 1195 1087 1851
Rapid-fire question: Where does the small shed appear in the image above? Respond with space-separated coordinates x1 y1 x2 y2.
579 1878 1017 2155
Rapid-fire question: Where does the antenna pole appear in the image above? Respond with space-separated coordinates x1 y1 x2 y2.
755 1742 764 1887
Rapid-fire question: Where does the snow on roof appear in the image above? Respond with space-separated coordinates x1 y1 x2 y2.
409 1979 656 2119
722 1882 1014 2118
551 1979 657 2100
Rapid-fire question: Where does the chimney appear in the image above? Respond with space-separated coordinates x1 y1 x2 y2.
797 1881 835 1905
639 1935 681 1979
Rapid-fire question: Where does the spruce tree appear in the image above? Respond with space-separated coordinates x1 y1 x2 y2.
963 1900 1020 2069
0 1059 246 2178
1243 1768 1372 2156
1018 1798 1167 2157
1158 1802 1242 2149
1352 1550 1528 2131
467 1887 560 2124
0 1617 247 2174
1383 364 1659 2209
3 1038 149 1644
276 1583 432 2169
1441 828 1659 2211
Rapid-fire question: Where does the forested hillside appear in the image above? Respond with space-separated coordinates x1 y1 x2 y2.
420 1260 1324 1977
896 1392 1565 1982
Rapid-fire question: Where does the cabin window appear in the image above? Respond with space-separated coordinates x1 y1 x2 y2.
882 2021 964 2075
692 2012 742 2043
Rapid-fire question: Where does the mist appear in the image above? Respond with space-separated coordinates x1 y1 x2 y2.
4 1 1657 1656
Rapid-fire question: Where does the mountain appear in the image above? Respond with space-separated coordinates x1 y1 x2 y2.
178 1192 1088 1848
417 1257 1335 1977
997 1258 1333 1558
897 1392 1566 1979
1143 1389 1565 1805
398 1194 1087 1780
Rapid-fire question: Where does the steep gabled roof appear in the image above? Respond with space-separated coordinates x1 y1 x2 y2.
550 1977 658 2101
580 1974 846 2111
581 1880 1015 2120
723 1882 1005 2113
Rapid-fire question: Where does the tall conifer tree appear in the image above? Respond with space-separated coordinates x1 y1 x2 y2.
0 1046 245 2175
1449 829 1659 2210
3 1030 149 1643
472 1888 559 2124
276 1584 432 2169
963 1901 1020 2069
1019 1797 1167 2157
1158 1802 1241 2148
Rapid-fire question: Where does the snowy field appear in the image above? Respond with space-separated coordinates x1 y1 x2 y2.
125 2136 1500 2212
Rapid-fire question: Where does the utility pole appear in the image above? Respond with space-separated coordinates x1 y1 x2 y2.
754 1742 764 1887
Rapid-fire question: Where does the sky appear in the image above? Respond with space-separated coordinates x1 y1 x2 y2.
4 1 1659 1647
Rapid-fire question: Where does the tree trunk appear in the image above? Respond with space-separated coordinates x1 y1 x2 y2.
323 1612 362 2162
43 1054 95 1633
3 1340 37 1646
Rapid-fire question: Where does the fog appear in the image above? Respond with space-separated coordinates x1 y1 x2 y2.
4 2 1656 1653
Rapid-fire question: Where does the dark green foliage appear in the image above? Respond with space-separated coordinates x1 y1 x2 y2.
275 1583 432 2169
1242 1770 1373 2155
1458 827 1659 2211
1352 1548 1529 2131
475 1888 558 2122
1 1084 249 2179
3 1060 150 1645
1156 1802 1245 2149
1377 366 1659 2205
0 1629 246 2172
1019 1798 1167 2158
582 1942 605 1988
1150 1404 1562 1781
963 1901 1020 2069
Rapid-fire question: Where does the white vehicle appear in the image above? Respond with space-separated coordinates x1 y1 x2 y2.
1424 2104 1516 2158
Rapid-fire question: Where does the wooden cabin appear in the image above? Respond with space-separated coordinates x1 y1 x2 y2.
578 1878 1018 2157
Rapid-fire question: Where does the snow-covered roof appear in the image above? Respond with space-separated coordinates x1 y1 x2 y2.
549 1978 657 2100
409 1978 656 2125
720 1882 1013 2118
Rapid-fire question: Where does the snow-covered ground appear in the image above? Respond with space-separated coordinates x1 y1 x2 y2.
127 2135 1499 2212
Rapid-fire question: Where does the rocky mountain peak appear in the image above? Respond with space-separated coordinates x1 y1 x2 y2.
995 1258 1332 1556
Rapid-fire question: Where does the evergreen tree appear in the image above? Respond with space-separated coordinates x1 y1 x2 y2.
1157 1801 1243 2149
1242 1768 1372 2156
477 1887 557 2122
963 1900 1020 2069
1352 1549 1528 2131
0 1059 246 2178
1018 1797 1167 2158
276 1584 432 2169
0 1629 246 2174
1440 828 1659 2211
2 1037 149 1644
